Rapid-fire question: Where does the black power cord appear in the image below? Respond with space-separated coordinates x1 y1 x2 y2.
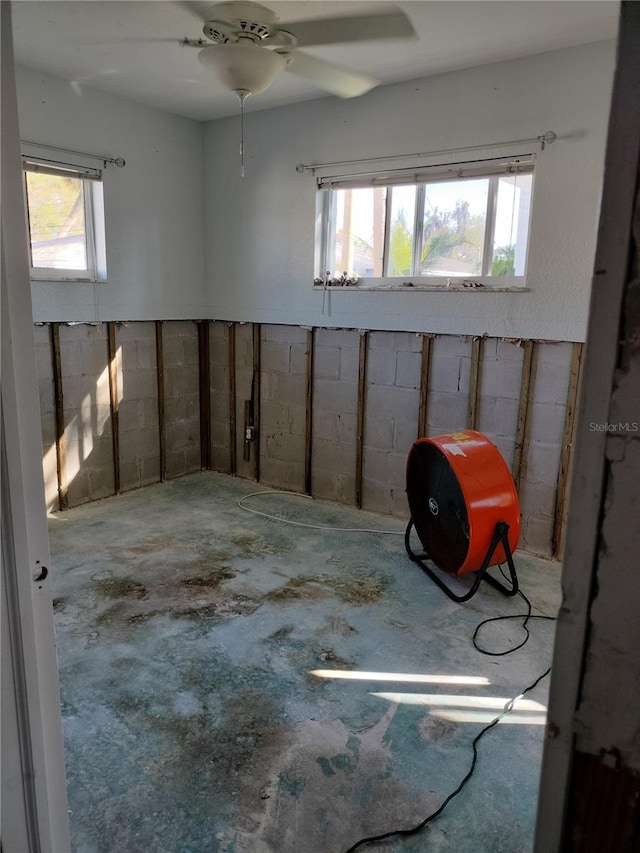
344 568 557 853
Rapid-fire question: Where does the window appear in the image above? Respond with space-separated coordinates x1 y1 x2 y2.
316 159 534 288
23 158 106 281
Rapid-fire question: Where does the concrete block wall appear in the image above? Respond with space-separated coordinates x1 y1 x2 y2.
35 320 578 559
116 322 160 491
233 323 256 480
476 339 525 469
58 324 115 507
33 325 59 514
311 328 360 504
259 324 308 493
162 321 201 479
519 342 573 554
427 335 473 435
209 321 231 473
362 331 422 517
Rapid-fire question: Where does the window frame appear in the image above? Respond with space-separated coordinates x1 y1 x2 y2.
315 157 535 291
22 157 107 283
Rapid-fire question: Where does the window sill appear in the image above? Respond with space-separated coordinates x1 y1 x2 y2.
30 275 106 284
313 282 529 293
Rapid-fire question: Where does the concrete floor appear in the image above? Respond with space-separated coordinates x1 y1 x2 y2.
49 472 560 853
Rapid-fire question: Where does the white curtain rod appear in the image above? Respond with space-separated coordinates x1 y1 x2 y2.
21 139 126 168
296 131 557 175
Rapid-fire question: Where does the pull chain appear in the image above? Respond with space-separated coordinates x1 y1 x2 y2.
236 90 249 179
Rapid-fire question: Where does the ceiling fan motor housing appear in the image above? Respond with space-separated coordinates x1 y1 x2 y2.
406 430 520 576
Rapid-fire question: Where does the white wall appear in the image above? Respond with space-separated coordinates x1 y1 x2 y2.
16 66 205 322
202 42 616 341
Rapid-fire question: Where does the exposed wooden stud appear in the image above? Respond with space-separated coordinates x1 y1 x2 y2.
304 328 315 495
512 339 537 490
417 335 432 438
552 342 583 558
107 322 121 494
252 323 261 483
468 337 483 430
355 331 369 509
50 322 68 510
198 320 212 470
228 323 237 476
155 320 166 482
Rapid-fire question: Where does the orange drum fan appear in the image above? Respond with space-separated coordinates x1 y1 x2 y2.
405 430 521 602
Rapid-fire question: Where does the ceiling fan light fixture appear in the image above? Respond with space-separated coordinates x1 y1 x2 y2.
198 43 286 96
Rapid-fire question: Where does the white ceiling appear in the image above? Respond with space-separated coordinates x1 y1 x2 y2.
11 0 620 121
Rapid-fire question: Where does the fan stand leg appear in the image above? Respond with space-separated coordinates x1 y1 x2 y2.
404 518 519 603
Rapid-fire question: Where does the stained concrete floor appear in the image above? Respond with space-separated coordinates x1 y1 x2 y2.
48 472 561 853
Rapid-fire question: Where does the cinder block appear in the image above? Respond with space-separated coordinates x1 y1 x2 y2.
494 397 520 439
480 356 523 401
477 396 497 435
496 340 525 362
312 438 356 475
166 449 187 479
210 335 229 367
79 338 110 376
519 478 558 520
211 389 229 420
313 379 357 415
66 469 91 507
140 455 160 485
363 416 394 452
119 459 142 492
394 419 419 453
522 441 563 486
429 355 465 393
210 321 228 339
434 335 471 358
260 457 305 493
35 333 53 379
163 366 198 399
289 342 308 376
261 372 307 404
315 328 358 349
362 480 393 516
120 431 158 463
263 324 306 345
537 341 573 367
118 399 142 434
314 346 340 379
521 513 553 556
163 320 193 338
366 385 419 422
339 345 359 382
183 333 200 367
120 368 158 401
161 335 185 368
184 445 201 472
367 348 397 386
135 339 157 370
311 469 356 506
312 408 341 443
395 350 421 389
363 447 392 483
288 404 307 437
426 391 468 433
527 402 567 446
532 360 570 406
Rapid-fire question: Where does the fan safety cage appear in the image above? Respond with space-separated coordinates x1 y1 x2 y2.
406 430 520 576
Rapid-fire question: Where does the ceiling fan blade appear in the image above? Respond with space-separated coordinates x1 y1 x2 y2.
285 7 416 48
285 51 378 99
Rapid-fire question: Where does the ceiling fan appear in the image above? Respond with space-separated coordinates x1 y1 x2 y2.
181 1 417 100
